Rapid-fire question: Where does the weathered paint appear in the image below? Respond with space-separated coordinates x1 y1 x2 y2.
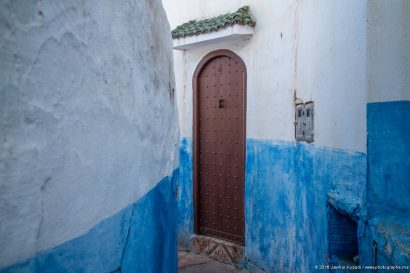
244 139 366 273
362 0 410 269
362 214 410 269
0 0 179 271
164 0 410 272
367 101 410 216
177 138 367 272
164 0 368 153
0 170 178 273
360 101 410 269
177 138 194 250
167 4 369 268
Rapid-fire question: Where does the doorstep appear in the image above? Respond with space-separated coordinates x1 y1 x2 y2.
190 234 244 265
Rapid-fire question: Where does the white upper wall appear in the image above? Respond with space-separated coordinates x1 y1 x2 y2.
0 0 178 267
165 0 299 143
164 0 370 152
296 0 367 152
367 0 410 102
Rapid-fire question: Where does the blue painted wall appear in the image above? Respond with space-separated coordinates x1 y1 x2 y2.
0 170 178 273
177 138 194 250
245 140 366 273
361 101 410 269
367 101 410 216
177 101 410 272
0 0 179 268
177 137 367 273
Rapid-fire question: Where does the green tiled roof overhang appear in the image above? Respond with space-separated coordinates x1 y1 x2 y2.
171 6 256 39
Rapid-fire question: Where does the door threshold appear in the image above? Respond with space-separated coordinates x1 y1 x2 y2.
190 235 244 265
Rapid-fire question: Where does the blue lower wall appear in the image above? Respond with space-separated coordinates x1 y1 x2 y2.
0 169 179 273
245 140 366 273
177 139 194 250
362 101 410 269
177 137 367 273
367 101 410 216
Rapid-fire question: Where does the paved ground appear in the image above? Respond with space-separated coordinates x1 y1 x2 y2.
178 251 250 273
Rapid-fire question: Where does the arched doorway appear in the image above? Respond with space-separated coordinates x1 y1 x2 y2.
193 49 246 245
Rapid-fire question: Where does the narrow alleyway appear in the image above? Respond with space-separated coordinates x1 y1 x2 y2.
178 251 249 273
1 1 409 273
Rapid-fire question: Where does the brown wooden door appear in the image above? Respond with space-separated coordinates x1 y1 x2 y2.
193 50 246 245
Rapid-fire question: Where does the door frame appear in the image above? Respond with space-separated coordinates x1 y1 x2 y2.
192 49 247 241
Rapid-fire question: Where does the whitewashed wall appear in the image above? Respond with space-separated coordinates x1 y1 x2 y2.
367 0 410 102
163 0 368 152
0 0 178 267
295 0 367 152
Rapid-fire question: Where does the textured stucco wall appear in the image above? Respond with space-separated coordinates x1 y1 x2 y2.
365 101 410 269
0 171 179 273
163 0 368 152
164 0 298 145
363 1 410 268
0 0 179 271
363 102 410 269
245 140 366 273
177 139 194 250
295 0 367 153
367 102 410 216
367 0 410 103
163 1 370 272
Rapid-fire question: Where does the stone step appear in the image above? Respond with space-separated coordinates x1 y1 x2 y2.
190 235 244 265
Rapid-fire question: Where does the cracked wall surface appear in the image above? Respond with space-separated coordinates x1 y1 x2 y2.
0 0 179 271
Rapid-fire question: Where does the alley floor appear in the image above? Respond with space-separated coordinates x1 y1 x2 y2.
178 251 250 273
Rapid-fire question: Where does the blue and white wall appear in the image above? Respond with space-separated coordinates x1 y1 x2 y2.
163 0 373 272
362 0 410 269
0 1 179 272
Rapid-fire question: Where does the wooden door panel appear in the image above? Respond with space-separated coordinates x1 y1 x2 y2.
194 51 246 245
